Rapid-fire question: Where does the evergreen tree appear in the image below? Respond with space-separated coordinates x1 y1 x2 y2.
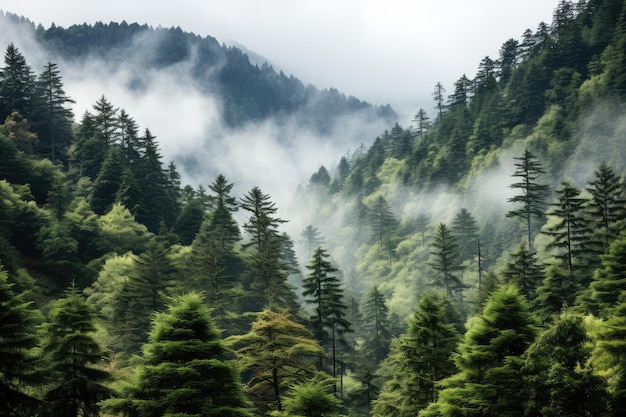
432 82 446 121
105 292 252 417
451 208 479 261
35 62 75 163
524 313 608 417
301 225 325 259
40 283 113 417
361 286 391 363
543 181 595 283
428 223 464 300
535 264 576 321
0 268 41 417
276 374 343 417
502 241 543 301
586 161 626 252
302 247 351 376
228 309 324 414
506 149 550 250
420 285 535 417
372 294 460 417
412 108 431 141
240 186 297 310
0 44 36 122
590 235 626 316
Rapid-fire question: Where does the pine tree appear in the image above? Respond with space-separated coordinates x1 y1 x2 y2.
543 181 596 284
451 208 479 262
506 149 550 251
586 161 626 252
502 241 543 301
302 247 351 376
420 285 535 417
40 283 113 417
590 235 626 317
361 286 391 363
227 309 324 414
240 186 297 310
105 292 251 417
35 62 75 163
372 294 460 417
428 223 464 300
0 268 41 416
0 44 36 121
412 108 431 141
301 225 325 259
524 313 608 417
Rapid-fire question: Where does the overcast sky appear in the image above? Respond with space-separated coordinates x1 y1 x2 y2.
1 0 561 122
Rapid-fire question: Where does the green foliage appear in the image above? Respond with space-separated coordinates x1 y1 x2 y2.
105 292 252 417
40 283 114 417
524 313 608 417
277 374 343 417
228 309 324 414
0 267 41 416
420 285 535 417
372 294 460 417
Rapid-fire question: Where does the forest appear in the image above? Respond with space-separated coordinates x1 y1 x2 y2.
3 0 626 416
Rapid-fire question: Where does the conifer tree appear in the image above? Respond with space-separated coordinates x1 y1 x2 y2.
420 285 535 417
240 186 297 310
301 225 325 259
35 62 75 163
105 292 251 417
586 161 626 252
506 149 550 250
40 283 113 417
451 208 479 261
535 265 576 320
590 235 626 317
524 313 608 417
372 294 460 417
302 247 351 375
228 309 324 414
0 44 36 121
543 181 596 284
428 223 464 300
361 286 391 363
502 240 543 301
0 268 41 416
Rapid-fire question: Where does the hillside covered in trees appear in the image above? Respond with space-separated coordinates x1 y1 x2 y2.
3 1 626 416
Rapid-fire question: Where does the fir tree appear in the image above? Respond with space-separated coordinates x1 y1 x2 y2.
105 292 251 417
372 294 460 417
0 268 41 417
506 149 550 250
40 283 113 417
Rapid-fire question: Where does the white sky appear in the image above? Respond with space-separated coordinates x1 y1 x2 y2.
1 0 561 123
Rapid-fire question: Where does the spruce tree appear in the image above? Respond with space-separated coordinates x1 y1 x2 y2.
420 285 535 417
361 286 391 363
0 44 36 121
302 247 351 375
543 181 596 284
40 283 113 417
0 268 41 417
502 241 543 301
227 309 324 414
590 235 626 317
428 223 464 300
35 62 75 163
506 149 550 251
372 294 460 417
451 208 479 262
586 161 626 252
105 292 251 417
524 313 608 417
240 186 297 310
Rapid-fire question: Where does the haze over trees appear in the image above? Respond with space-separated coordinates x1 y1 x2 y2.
3 1 626 415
